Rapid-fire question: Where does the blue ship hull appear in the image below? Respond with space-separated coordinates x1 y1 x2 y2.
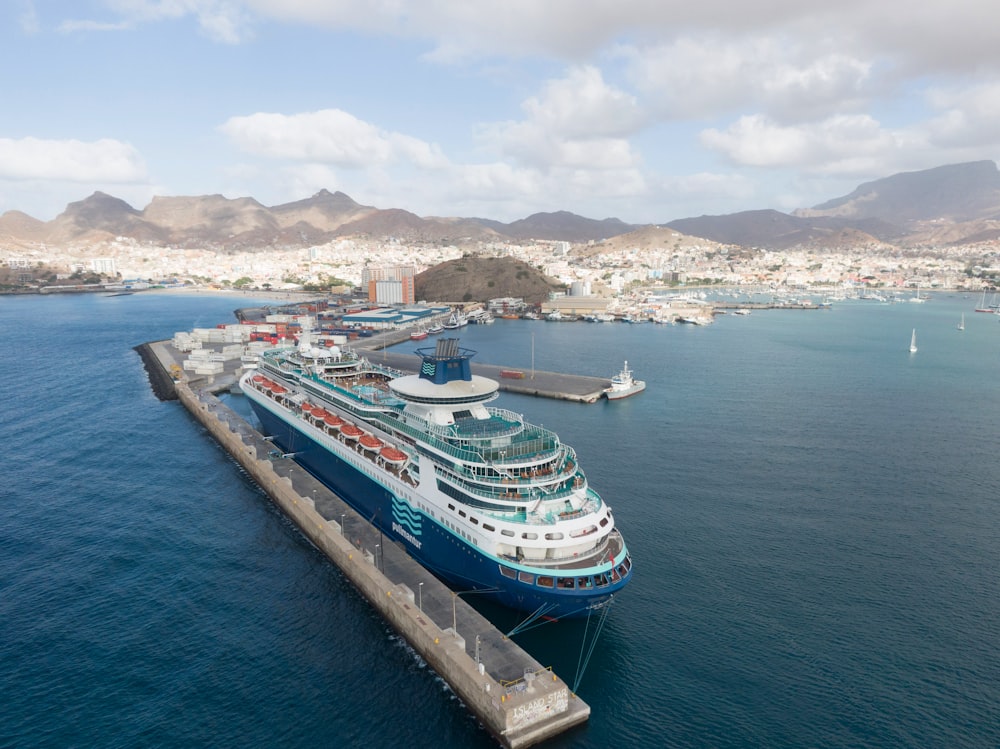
248 401 627 619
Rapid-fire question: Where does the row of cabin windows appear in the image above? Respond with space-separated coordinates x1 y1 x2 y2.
442 517 479 547
497 557 631 589
446 502 569 540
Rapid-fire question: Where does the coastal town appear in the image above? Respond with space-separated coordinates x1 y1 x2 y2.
3 227 999 302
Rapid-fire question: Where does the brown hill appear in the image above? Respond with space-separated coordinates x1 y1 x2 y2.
415 256 561 304
0 210 48 244
46 191 165 244
577 224 725 256
269 189 378 231
500 210 636 241
142 194 275 236
803 160 1000 223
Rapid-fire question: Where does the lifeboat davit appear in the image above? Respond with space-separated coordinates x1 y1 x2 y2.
380 447 408 466
340 424 363 440
359 434 384 451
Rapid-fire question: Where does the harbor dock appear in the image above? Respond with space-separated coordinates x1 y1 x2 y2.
140 340 592 748
362 347 610 403
355 327 610 403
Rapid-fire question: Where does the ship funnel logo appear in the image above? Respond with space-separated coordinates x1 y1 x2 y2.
421 360 436 377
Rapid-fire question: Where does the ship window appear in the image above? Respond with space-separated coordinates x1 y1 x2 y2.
518 572 535 584
470 517 478 525
458 510 466 518
521 532 538 540
448 504 455 511
482 524 495 532
595 574 610 588
544 532 563 540
501 529 514 537
577 577 593 589
599 517 609 527
537 576 554 588
558 577 575 589
499 565 516 579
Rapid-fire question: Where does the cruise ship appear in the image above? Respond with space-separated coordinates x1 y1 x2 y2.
240 334 632 619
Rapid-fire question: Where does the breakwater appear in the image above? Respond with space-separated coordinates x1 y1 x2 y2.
146 341 591 747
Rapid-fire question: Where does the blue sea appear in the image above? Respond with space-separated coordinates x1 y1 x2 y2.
2 292 998 748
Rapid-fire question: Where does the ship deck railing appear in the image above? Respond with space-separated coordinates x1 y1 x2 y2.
437 445 581 494
450 414 521 440
500 528 624 570
438 470 603 523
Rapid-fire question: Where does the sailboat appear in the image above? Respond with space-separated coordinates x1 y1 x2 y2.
975 289 993 313
958 313 965 331
909 329 918 353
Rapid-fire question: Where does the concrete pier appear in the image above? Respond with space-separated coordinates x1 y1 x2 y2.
362 347 610 403
144 341 591 747
358 331 610 403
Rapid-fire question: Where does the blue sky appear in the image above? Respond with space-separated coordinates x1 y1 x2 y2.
2 1 999 224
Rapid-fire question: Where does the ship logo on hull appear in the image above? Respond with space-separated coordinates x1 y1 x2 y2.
391 497 423 549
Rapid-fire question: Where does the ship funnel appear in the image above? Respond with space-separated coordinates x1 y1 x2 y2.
416 337 475 384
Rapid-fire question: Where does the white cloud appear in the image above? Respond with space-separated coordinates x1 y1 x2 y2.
522 66 644 138
59 0 254 43
17 0 40 33
701 113 928 178
0 137 147 182
625 35 873 122
219 109 448 169
924 83 1000 149
483 66 644 174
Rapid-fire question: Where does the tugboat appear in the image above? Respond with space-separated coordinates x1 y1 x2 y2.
604 361 646 400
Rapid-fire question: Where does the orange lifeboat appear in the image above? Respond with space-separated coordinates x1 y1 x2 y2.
312 408 328 420
301 403 314 415
359 434 384 451
380 447 408 466
272 385 286 394
340 424 363 440
323 413 343 427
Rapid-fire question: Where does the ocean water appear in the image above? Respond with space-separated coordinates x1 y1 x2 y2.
2 292 998 748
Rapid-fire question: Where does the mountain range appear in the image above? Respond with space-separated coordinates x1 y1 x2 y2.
3 160 1000 251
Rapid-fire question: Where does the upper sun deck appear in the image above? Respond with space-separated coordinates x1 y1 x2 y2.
259 342 362 376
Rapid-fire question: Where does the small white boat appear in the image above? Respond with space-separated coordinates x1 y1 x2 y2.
605 361 646 400
958 313 965 331
443 311 467 329
909 329 918 353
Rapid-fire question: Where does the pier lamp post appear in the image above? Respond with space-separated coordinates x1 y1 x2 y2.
341 513 346 535
418 582 424 612
375 543 381 572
